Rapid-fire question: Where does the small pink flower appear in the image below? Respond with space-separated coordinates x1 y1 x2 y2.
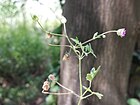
48 74 55 81
117 28 126 37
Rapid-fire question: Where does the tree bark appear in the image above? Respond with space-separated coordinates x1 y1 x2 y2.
58 0 138 105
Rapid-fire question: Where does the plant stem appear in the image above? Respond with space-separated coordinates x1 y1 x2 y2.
82 92 97 99
63 23 75 47
56 82 80 97
37 20 66 37
42 90 71 95
79 58 83 96
82 81 92 96
48 43 71 48
77 98 82 105
82 30 117 45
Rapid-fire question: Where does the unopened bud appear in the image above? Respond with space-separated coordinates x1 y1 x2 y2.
48 74 55 81
62 53 70 61
32 15 39 21
60 16 67 24
42 80 50 91
102 35 106 38
46 33 52 38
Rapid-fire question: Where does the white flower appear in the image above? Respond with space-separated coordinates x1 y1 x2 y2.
60 16 67 24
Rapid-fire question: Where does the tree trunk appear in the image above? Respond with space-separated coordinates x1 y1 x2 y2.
58 0 138 105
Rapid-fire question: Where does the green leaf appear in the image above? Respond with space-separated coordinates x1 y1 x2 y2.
84 44 89 52
70 37 80 44
32 15 39 21
127 98 140 105
90 66 101 79
83 43 96 57
86 66 101 82
86 73 93 81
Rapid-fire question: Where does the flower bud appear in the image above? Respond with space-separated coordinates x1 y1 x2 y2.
46 33 52 38
60 16 67 24
102 35 106 38
42 80 50 91
42 84 50 91
32 15 39 21
48 74 55 81
117 28 126 37
62 53 70 61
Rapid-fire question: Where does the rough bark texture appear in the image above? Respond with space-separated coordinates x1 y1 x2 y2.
58 0 139 105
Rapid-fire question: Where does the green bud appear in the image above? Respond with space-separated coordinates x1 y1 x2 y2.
32 15 39 21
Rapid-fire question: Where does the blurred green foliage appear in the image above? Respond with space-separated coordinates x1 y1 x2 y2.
0 0 18 17
127 98 140 105
0 25 47 79
0 0 62 104
0 23 61 105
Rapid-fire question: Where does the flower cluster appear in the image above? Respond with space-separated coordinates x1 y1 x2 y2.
42 74 55 92
42 80 50 92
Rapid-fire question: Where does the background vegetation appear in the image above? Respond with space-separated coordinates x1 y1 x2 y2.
0 0 61 105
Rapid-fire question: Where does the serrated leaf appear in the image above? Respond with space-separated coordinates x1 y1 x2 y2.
84 44 92 53
90 66 101 79
84 44 89 52
85 43 97 57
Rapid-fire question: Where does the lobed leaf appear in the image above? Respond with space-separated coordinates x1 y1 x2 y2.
86 66 101 82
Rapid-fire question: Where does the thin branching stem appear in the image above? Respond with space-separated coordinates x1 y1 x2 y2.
79 58 83 96
42 91 71 95
48 43 71 48
37 20 66 37
82 81 92 96
82 92 97 99
82 30 117 45
77 98 82 105
56 82 80 97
